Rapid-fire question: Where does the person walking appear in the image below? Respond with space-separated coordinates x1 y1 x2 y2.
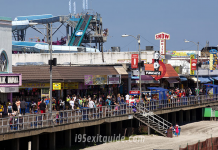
39 100 46 114
20 99 27 115
15 99 21 114
0 102 4 118
12 102 18 116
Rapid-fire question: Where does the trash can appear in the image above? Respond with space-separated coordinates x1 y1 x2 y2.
167 129 173 138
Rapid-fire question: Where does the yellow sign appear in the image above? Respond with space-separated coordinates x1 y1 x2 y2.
213 54 217 70
21 83 50 88
190 54 195 75
53 83 61 90
68 82 79 89
210 54 213 70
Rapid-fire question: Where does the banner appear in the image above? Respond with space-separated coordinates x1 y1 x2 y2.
84 75 93 85
93 75 107 85
191 59 197 70
108 75 121 84
131 54 138 69
53 83 61 90
213 54 217 70
210 54 213 70
190 54 195 75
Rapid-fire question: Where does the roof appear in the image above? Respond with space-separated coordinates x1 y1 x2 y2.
114 66 128 75
145 64 179 78
12 66 119 82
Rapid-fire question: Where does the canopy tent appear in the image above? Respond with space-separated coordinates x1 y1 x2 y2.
204 84 218 95
211 76 218 80
147 87 168 100
190 77 200 83
198 77 213 83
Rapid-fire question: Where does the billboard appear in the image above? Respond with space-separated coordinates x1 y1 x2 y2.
166 51 196 58
84 75 93 85
53 83 61 90
93 75 107 85
108 75 121 84
190 54 195 75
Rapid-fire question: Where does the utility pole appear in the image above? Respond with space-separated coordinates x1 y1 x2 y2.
47 23 53 113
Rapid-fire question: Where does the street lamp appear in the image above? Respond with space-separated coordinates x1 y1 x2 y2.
122 34 142 101
185 39 200 96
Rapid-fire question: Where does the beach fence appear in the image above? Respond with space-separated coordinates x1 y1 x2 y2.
179 136 218 150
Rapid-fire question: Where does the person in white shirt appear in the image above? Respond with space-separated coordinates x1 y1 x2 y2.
88 100 95 108
125 94 130 101
69 99 74 110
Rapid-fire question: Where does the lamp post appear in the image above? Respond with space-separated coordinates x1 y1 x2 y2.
185 39 199 96
122 34 142 101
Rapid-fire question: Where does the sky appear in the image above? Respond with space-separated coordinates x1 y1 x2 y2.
0 0 218 52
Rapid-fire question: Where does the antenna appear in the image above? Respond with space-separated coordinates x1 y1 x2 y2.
69 0 71 14
86 0 88 10
73 2 76 15
83 0 85 12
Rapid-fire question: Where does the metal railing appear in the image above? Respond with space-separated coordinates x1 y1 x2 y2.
144 94 218 111
0 104 133 134
1 94 218 134
136 103 171 132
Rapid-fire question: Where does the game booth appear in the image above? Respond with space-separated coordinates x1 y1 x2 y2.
146 87 168 110
204 84 218 101
127 90 140 104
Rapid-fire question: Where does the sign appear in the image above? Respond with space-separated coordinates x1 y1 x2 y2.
93 75 107 85
213 54 217 70
155 32 170 40
117 59 147 63
53 83 61 90
151 59 167 80
84 75 93 85
210 54 213 70
160 40 166 55
0 87 19 93
108 75 121 84
166 51 196 58
131 54 138 69
190 54 195 75
129 90 140 95
145 71 161 75
191 59 197 70
209 49 217 54
68 82 79 89
0 74 22 87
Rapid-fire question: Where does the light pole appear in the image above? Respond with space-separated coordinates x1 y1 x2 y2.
185 39 199 96
122 34 142 101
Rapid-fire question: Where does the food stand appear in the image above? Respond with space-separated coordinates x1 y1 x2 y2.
204 84 218 95
127 90 140 104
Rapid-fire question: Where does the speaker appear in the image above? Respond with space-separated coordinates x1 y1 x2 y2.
53 58 57 66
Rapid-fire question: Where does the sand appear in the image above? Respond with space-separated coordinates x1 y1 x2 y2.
84 121 218 150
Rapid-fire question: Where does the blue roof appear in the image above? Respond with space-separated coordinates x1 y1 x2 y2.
12 41 48 47
204 84 218 87
211 76 218 80
147 87 168 91
180 76 187 81
198 77 213 83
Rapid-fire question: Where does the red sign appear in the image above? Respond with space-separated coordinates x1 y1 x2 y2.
160 40 166 55
191 59 197 70
155 32 170 40
151 59 167 80
131 54 138 69
129 90 140 95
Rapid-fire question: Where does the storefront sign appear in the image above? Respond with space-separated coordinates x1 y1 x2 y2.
53 83 61 90
0 87 19 93
117 59 147 63
84 75 93 85
191 59 197 70
131 54 138 69
145 71 161 75
68 82 79 89
129 90 140 95
210 54 213 71
21 83 50 88
0 74 22 87
166 51 196 58
93 75 107 85
108 75 121 84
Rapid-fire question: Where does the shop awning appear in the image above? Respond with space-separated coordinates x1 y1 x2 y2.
166 78 179 83
198 77 213 83
180 76 187 81
211 76 218 80
190 77 200 83
131 75 153 80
